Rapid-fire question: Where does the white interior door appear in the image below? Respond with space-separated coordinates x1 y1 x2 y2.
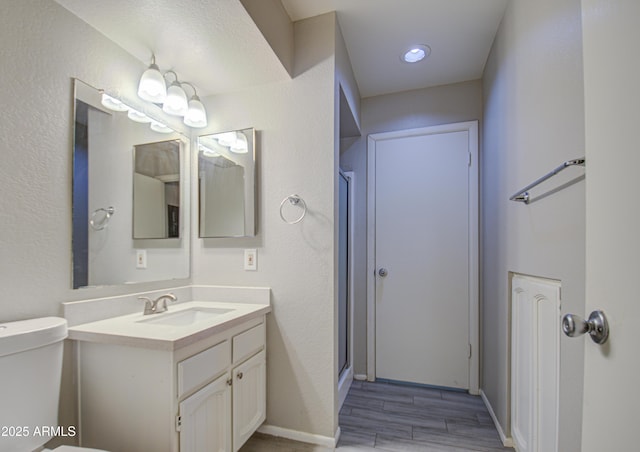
581 1 640 450
369 122 478 391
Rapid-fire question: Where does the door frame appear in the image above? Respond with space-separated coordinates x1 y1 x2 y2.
366 121 479 394
338 170 355 409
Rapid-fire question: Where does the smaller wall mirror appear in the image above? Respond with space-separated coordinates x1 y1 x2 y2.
133 140 181 239
198 128 256 237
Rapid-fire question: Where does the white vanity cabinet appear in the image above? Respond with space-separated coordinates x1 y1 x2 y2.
178 373 231 452
74 316 266 452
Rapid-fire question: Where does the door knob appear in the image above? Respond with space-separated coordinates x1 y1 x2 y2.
562 310 609 345
378 268 388 277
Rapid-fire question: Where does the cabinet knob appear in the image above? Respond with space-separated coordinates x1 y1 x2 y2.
226 378 233 386
237 372 243 380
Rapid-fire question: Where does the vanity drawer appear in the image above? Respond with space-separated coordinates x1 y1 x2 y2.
233 322 265 364
178 340 230 398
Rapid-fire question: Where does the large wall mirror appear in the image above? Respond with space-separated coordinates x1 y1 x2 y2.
198 128 256 237
72 79 190 289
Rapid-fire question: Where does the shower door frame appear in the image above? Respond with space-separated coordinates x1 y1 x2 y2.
338 170 355 410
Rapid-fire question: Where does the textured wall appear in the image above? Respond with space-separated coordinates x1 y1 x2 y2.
340 80 483 376
0 0 191 321
481 0 586 449
191 12 340 441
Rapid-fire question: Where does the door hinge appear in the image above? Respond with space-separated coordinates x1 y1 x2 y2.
175 415 182 432
468 153 472 167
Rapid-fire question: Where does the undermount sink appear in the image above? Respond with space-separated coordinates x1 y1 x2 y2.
137 307 234 326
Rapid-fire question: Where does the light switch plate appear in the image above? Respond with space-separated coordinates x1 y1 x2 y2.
136 250 147 269
244 249 257 271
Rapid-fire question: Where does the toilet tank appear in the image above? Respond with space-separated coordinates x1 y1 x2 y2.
0 317 68 452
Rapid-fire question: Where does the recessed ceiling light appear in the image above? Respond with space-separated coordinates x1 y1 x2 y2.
402 44 431 63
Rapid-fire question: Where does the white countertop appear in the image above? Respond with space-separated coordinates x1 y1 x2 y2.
68 301 271 351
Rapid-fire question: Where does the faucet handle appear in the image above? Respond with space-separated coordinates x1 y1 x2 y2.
153 293 177 314
138 297 155 315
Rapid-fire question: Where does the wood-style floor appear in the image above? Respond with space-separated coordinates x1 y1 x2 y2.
240 380 514 451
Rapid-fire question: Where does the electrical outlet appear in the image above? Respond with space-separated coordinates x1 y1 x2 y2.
136 250 147 269
244 249 257 271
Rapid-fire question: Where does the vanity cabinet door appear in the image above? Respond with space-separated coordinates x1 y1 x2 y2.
179 373 232 452
232 350 266 451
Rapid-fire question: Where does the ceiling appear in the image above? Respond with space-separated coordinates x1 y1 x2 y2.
54 0 508 99
54 0 290 97
282 0 508 97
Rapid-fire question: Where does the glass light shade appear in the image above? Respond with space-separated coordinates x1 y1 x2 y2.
138 64 167 103
150 121 174 134
184 96 207 128
199 144 220 158
163 82 188 116
101 93 129 112
127 108 152 123
214 132 238 147
231 133 248 154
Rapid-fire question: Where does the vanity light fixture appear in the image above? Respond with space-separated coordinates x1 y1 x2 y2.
137 55 208 128
199 144 220 158
99 89 176 135
101 93 129 112
182 82 208 128
127 108 152 123
162 71 188 117
150 120 174 134
214 131 238 147
230 132 248 154
138 55 167 103
402 44 431 63
211 131 248 154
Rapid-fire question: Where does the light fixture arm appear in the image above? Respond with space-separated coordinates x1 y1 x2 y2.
163 70 181 85
181 82 199 99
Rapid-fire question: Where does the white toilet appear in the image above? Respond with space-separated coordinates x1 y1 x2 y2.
0 317 106 452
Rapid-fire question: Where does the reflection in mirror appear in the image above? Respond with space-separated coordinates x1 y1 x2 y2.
198 128 256 237
72 79 190 289
133 140 181 239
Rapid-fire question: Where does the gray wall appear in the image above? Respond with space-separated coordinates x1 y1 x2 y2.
481 0 586 449
0 0 191 320
340 80 483 376
192 12 356 440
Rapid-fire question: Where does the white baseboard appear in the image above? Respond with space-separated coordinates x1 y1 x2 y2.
480 389 514 448
338 366 354 410
257 424 339 448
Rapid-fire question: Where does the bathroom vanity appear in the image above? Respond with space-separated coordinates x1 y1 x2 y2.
67 301 269 452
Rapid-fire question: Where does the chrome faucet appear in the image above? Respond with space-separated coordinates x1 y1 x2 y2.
153 293 177 313
137 293 177 315
138 297 155 315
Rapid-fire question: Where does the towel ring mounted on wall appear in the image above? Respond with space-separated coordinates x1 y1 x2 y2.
89 206 115 231
279 195 307 224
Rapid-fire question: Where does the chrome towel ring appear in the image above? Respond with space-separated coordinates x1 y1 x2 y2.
279 195 307 224
89 206 115 231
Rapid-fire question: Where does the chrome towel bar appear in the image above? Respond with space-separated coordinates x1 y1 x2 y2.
510 157 585 204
